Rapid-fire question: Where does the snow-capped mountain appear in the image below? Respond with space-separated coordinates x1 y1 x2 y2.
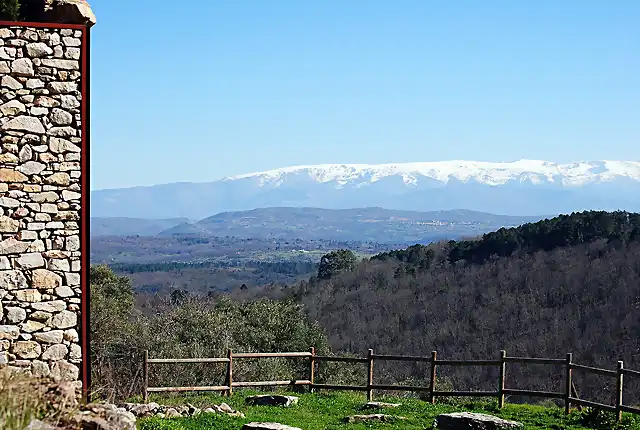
226 160 640 188
91 160 640 219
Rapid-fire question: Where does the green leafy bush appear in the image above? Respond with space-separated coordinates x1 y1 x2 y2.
90 265 330 401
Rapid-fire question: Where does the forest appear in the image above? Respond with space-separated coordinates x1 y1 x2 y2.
287 210 640 404
92 210 640 406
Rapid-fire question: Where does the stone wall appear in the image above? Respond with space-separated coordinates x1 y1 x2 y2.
0 24 84 386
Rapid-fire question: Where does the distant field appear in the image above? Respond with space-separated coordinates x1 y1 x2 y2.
91 235 391 265
90 233 389 294
136 390 638 430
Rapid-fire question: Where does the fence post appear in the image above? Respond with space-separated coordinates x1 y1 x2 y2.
309 347 316 393
498 350 506 409
429 350 437 404
565 353 572 414
616 361 624 422
227 349 233 397
367 349 374 402
143 350 149 403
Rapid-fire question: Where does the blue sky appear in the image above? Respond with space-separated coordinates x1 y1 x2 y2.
90 1 639 190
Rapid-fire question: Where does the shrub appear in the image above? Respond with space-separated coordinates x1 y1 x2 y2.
0 0 21 21
90 265 331 401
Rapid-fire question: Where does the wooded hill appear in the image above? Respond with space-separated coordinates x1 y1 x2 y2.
272 211 640 404
94 210 640 406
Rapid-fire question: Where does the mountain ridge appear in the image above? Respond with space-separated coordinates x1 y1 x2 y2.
224 159 640 187
94 159 640 191
91 159 640 219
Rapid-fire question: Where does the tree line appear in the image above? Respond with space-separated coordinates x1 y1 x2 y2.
112 260 316 276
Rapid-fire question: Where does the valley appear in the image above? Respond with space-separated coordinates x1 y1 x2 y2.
91 207 544 294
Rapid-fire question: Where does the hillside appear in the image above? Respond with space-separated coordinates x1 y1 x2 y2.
266 211 640 404
164 207 543 242
90 160 640 219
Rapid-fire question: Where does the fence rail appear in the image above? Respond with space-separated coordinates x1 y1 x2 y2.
142 348 640 422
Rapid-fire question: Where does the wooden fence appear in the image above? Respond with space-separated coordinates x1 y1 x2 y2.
142 348 640 421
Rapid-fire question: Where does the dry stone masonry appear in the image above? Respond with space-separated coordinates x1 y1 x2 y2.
0 25 84 386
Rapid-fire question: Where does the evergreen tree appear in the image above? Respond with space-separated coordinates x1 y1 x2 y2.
317 249 357 279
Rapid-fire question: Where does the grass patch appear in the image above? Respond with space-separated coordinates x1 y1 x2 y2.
136 390 640 430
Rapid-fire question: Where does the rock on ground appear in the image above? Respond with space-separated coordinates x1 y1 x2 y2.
245 395 299 407
434 412 523 430
23 420 58 430
120 401 245 418
243 423 302 430
128 402 161 417
344 414 407 423
164 408 181 418
76 403 136 430
362 401 401 409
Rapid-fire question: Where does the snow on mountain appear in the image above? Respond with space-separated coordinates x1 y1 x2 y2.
91 160 640 219
224 160 640 188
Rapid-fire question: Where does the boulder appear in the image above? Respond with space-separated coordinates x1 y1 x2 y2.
344 414 406 423
245 395 299 407
243 423 302 430
434 412 523 430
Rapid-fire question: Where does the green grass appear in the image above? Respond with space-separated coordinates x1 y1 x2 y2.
136 390 640 430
